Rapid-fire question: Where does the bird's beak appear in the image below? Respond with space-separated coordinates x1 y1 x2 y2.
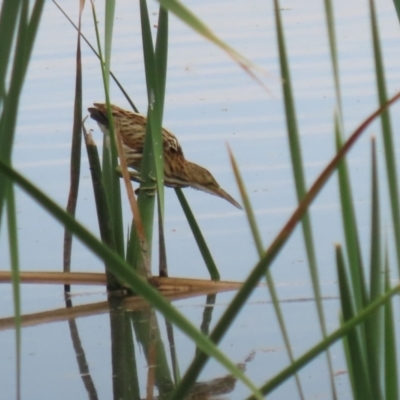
213 187 242 210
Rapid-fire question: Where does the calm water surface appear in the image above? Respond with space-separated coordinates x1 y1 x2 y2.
1 0 400 398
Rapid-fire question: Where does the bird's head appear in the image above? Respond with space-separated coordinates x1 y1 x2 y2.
185 162 242 209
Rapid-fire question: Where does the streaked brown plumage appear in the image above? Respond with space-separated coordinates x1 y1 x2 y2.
88 103 242 209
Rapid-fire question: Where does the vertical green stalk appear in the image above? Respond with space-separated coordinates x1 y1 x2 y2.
0 3 44 398
0 0 45 219
139 0 165 211
63 0 84 292
384 256 398 400
83 126 121 289
323 0 342 112
392 0 400 29
336 245 373 400
130 0 168 274
91 1 125 260
365 138 383 400
104 0 115 88
155 6 169 276
272 1 336 395
335 122 367 313
369 0 400 273
7 184 21 400
155 6 168 117
325 0 367 318
175 188 220 280
0 2 20 98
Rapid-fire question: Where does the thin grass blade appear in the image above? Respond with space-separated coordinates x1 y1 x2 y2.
228 146 305 398
323 0 342 110
0 1 20 98
139 0 165 214
127 0 168 275
336 245 372 400
340 313 356 397
364 137 383 400
104 0 115 89
0 0 45 219
384 254 398 400
63 0 84 292
335 117 367 312
82 123 121 289
175 188 220 280
0 5 44 396
90 1 125 261
7 185 21 400
154 5 169 276
393 0 400 23
108 297 141 399
155 6 168 118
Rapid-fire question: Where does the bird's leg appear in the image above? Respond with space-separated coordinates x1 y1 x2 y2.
116 165 143 182
116 166 157 196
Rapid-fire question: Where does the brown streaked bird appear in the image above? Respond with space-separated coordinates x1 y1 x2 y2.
88 103 242 209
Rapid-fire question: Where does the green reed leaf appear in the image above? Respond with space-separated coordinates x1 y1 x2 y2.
7 185 21 400
273 1 336 394
336 245 373 400
63 0 84 292
175 188 220 280
384 256 398 400
90 0 125 262
365 137 383 400
104 0 115 88
323 0 342 110
392 0 400 26
139 0 165 216
0 0 45 220
82 126 121 289
369 0 400 273
335 117 367 313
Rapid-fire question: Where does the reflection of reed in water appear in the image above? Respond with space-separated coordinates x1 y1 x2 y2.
187 351 255 400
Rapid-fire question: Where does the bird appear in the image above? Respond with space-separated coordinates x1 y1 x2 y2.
88 103 242 209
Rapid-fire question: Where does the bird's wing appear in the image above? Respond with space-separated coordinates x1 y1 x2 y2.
162 127 184 157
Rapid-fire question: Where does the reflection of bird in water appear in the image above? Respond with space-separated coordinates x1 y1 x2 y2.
88 103 242 209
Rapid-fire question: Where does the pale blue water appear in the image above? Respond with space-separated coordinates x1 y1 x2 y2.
1 0 400 398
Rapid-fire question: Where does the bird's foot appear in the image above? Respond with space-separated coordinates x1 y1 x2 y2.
135 185 157 197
